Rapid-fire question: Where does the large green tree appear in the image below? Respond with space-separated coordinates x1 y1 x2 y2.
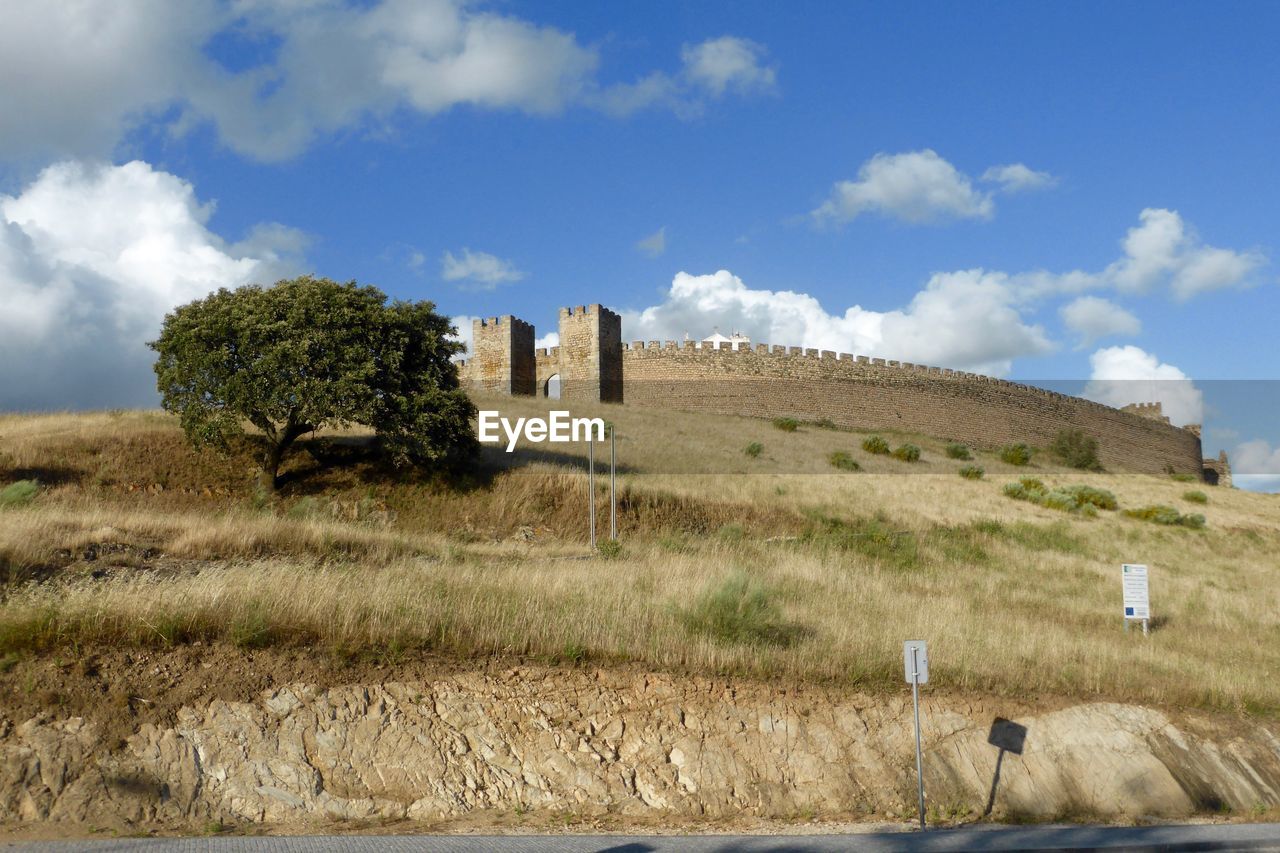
150 276 476 489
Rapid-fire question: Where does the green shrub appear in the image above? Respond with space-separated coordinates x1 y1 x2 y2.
1003 479 1116 515
1059 485 1118 511
679 571 801 647
801 513 919 571
945 443 972 460
286 496 321 519
828 451 861 471
958 465 984 480
596 538 623 559
717 523 745 542
1168 471 1198 483
1000 444 1032 466
1183 490 1209 504
892 444 921 463
0 480 39 508
772 417 799 432
1051 428 1103 471
744 442 764 458
1124 505 1206 529
811 418 838 430
862 435 890 455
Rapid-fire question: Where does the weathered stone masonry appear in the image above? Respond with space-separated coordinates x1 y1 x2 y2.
460 304 1217 479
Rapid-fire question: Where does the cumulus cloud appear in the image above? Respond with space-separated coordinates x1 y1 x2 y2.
441 248 525 289
622 269 1052 377
680 37 777 97
1083 345 1204 426
981 163 1057 193
812 150 996 226
1232 439 1280 492
636 227 666 258
1104 208 1265 300
1059 296 1141 347
593 35 777 117
0 2 776 162
0 160 306 411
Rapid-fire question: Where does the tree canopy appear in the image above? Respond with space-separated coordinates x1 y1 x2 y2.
150 275 475 489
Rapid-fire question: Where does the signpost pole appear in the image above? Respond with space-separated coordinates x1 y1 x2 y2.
588 436 596 550
911 646 926 831
609 427 617 541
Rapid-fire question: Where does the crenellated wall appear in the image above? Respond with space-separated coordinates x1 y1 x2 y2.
617 341 1205 477
457 307 1210 479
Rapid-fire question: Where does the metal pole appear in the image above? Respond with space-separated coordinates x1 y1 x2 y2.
609 427 617 541
912 646 926 830
588 436 596 550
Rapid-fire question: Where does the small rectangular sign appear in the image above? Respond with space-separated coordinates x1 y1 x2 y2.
903 640 928 684
1122 563 1150 620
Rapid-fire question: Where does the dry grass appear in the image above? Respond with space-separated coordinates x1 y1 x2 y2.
2 401 1279 712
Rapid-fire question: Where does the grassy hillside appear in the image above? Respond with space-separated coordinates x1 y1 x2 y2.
1 396 1278 713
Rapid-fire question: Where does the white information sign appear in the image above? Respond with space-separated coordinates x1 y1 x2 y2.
903 640 929 684
1122 564 1150 620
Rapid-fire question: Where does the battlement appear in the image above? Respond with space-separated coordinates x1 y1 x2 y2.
477 315 534 332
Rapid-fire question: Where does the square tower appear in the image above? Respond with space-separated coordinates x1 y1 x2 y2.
470 316 536 396
557 304 622 403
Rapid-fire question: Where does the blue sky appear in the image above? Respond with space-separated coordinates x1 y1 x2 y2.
1 1 1278 485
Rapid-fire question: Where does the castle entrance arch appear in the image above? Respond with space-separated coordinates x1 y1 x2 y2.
543 374 561 400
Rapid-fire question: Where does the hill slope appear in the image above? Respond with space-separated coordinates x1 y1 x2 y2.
1 398 1278 712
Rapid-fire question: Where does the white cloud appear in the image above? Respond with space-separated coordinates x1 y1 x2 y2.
1105 208 1265 300
622 268 1052 376
440 248 525 288
680 37 776 97
593 35 777 117
1233 440 1280 492
446 314 478 358
0 160 305 410
812 150 995 226
981 163 1057 193
1083 345 1204 426
1059 296 1141 347
535 331 559 350
636 226 666 257
0 2 776 162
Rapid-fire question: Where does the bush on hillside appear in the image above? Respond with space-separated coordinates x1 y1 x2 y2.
862 436 890 455
1003 478 1117 516
892 444 921 463
0 480 39 508
1183 490 1209 504
773 417 799 433
958 465 984 480
679 571 800 646
1167 469 1198 483
1000 443 1032 466
945 443 972 460
1124 505 1206 529
1051 428 1103 471
811 418 839 430
744 442 764 458
828 451 860 471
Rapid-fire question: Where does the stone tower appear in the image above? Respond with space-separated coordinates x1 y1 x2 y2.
557 304 622 403
470 316 536 396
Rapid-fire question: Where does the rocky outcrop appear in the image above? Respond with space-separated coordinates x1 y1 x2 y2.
3 669 1279 828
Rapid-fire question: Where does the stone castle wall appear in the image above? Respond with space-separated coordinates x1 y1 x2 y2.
458 307 1207 478
617 341 1204 477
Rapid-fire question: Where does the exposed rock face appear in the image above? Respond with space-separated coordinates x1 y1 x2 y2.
3 669 1279 827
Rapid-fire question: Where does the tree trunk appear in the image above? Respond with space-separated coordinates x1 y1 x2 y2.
257 421 312 492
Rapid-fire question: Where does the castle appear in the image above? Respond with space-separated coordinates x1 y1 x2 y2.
459 304 1229 483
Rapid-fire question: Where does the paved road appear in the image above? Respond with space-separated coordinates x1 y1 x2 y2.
7 824 1280 852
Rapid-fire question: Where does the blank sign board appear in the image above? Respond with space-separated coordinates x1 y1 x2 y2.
1122 563 1150 620
903 640 928 684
